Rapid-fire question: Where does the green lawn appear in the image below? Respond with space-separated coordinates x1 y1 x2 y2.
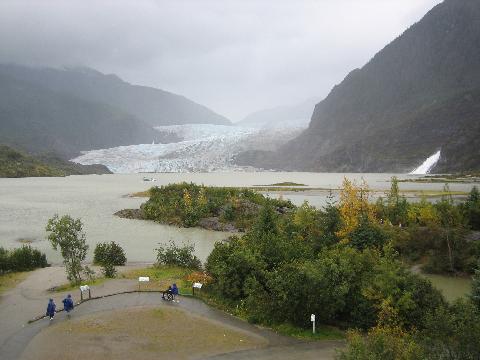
52 277 107 292
121 266 193 294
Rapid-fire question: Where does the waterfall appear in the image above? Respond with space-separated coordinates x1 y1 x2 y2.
409 150 441 175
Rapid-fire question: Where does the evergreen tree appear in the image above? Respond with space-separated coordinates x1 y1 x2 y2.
464 186 480 230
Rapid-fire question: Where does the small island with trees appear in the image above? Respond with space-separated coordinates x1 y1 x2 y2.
116 182 295 232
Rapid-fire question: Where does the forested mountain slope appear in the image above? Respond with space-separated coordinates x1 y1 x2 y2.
0 65 230 127
0 73 158 158
237 0 480 173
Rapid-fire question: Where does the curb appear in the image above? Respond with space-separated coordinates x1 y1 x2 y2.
28 290 193 324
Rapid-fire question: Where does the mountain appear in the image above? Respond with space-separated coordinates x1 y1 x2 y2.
0 145 110 177
0 64 230 127
237 98 318 129
236 0 480 173
0 72 162 158
0 64 230 159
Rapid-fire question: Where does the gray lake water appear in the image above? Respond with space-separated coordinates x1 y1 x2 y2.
0 172 477 265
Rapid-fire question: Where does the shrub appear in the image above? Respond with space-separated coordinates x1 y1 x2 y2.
0 247 10 273
0 245 48 274
337 327 425 360
348 216 387 250
93 241 126 278
9 245 48 271
93 242 127 266
156 241 202 270
420 300 480 359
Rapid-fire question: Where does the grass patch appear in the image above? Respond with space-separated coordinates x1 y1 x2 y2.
130 190 151 197
121 266 193 294
0 271 29 295
273 323 345 341
52 277 107 293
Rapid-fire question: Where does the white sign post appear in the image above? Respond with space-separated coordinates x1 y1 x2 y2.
138 276 150 291
311 314 316 334
192 282 203 296
79 285 91 301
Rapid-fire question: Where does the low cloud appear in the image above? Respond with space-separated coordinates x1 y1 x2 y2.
0 0 442 120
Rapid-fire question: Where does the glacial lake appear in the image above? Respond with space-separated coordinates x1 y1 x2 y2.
0 172 477 266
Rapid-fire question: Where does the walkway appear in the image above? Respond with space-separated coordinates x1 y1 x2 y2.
0 268 343 360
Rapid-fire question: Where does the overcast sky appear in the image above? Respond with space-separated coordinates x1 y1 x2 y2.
0 0 442 121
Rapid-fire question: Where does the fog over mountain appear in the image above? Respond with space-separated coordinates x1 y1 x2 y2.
236 0 480 174
0 64 230 158
0 0 441 120
237 98 319 129
3 0 477 174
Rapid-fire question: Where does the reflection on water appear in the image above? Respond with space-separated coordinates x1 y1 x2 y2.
0 172 477 265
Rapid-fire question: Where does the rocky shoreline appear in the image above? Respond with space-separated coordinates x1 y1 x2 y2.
114 208 241 233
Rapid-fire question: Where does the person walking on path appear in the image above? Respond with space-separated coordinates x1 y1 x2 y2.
172 283 179 303
46 299 56 321
62 294 74 317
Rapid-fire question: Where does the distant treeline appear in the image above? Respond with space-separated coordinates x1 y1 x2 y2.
0 145 110 178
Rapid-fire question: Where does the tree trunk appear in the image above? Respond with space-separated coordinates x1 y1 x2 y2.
446 230 454 273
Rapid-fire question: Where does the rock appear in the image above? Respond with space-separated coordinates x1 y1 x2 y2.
114 208 145 220
197 217 239 233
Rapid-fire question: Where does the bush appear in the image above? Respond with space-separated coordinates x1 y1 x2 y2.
93 241 126 278
348 216 387 250
93 242 127 266
0 245 48 273
420 300 480 359
156 241 202 270
0 247 10 273
337 327 425 360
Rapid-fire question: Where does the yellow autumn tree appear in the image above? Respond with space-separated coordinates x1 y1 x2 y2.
183 188 192 208
197 186 208 210
337 177 376 240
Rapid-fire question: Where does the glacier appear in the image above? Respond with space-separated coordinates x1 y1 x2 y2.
410 150 441 175
71 124 302 173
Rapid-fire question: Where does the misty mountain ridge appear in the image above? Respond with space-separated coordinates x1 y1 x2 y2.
0 64 230 127
237 97 319 129
236 0 480 173
0 64 231 159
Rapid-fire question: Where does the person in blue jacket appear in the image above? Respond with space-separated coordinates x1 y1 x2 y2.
46 298 56 320
172 283 179 302
62 294 74 316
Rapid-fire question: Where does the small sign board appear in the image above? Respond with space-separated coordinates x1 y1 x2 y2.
80 285 90 292
311 314 315 322
193 282 203 289
138 276 150 282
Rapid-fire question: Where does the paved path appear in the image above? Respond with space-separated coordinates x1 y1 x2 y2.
0 268 344 360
